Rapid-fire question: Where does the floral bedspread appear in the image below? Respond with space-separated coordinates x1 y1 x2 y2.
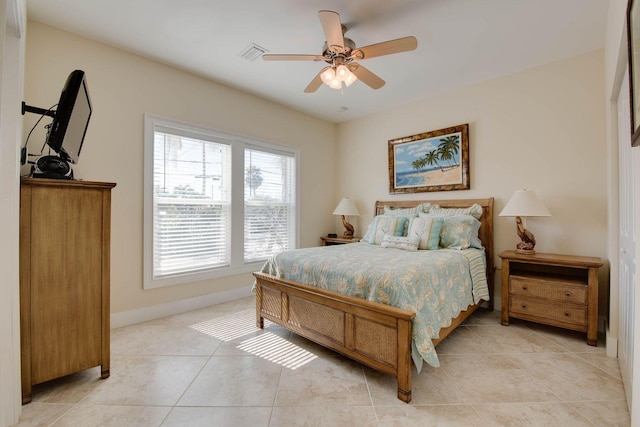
258 242 489 371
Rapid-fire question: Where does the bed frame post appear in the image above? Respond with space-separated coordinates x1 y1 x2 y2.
255 282 264 329
396 317 412 402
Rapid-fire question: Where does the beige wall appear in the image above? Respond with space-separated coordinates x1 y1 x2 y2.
24 21 337 314
23 22 608 319
336 50 607 306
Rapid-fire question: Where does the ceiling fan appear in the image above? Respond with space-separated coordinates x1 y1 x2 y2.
262 10 418 93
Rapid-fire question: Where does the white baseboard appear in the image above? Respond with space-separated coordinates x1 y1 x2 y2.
110 286 254 329
606 324 618 358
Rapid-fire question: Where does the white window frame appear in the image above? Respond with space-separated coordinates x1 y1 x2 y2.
143 114 300 289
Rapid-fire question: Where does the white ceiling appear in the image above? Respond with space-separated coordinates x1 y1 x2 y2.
26 0 609 123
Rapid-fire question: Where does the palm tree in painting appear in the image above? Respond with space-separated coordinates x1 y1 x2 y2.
437 135 460 167
411 157 427 171
424 150 444 171
437 145 455 168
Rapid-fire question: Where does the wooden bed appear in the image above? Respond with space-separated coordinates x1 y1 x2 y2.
253 198 494 403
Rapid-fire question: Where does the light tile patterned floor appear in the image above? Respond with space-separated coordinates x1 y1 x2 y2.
16 297 630 426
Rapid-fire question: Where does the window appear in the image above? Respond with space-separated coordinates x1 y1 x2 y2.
244 148 296 263
144 115 298 288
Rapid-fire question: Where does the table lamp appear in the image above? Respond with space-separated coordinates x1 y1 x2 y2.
332 197 360 238
499 189 551 255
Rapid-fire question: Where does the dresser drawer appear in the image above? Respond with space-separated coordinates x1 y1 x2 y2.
509 275 587 304
510 296 587 326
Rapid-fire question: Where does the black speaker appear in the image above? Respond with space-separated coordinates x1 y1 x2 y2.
31 155 73 179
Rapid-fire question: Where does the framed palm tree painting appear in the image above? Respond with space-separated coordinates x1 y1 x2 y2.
388 123 469 194
627 0 640 146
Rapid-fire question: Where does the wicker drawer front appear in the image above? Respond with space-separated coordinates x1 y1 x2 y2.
510 276 587 304
510 296 587 326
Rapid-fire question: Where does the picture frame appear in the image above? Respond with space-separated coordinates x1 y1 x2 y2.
627 0 640 146
388 123 469 194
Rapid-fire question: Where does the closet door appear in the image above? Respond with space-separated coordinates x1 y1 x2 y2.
618 69 637 409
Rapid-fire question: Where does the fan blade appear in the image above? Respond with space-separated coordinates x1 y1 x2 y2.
319 10 345 54
351 36 417 60
263 54 325 61
349 63 385 89
304 69 325 93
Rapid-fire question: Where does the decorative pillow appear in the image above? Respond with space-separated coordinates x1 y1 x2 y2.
418 203 432 214
407 216 444 250
437 215 483 249
380 234 419 251
362 215 402 245
429 203 483 220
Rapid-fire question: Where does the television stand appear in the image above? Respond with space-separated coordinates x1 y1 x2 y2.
31 155 73 180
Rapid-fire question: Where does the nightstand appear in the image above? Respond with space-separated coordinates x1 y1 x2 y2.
320 236 361 246
499 250 603 346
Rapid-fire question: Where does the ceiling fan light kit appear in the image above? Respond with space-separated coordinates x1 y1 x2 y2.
262 10 417 93
320 64 357 90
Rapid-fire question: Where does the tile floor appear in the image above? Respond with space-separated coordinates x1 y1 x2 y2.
15 297 630 427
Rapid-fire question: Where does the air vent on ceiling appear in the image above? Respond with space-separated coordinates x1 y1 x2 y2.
239 43 268 62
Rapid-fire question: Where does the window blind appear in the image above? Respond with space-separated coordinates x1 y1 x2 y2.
153 131 231 278
244 147 295 263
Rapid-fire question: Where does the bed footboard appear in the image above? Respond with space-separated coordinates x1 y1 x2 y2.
253 272 416 403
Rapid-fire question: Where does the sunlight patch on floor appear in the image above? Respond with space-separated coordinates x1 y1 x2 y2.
189 310 316 369
236 332 318 370
189 310 267 342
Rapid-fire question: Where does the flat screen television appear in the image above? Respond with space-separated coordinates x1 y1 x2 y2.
46 69 92 164
22 69 92 179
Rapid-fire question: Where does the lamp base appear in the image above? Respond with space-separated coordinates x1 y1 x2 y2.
515 248 536 255
341 215 355 239
514 217 537 256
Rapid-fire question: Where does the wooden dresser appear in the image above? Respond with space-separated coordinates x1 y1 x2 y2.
19 178 116 404
499 250 603 346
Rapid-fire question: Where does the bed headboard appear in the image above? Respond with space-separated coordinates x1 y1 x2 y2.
375 198 495 307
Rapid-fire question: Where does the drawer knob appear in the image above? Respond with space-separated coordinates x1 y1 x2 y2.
565 292 571 297
565 312 570 317
522 286 528 291
521 304 527 309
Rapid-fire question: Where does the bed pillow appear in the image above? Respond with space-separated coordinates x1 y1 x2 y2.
437 214 483 249
407 215 444 250
380 234 419 251
429 203 483 220
362 215 406 245
383 205 420 217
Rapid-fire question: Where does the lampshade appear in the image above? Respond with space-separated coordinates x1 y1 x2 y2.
320 67 336 85
336 64 350 79
499 190 551 217
333 197 360 216
343 70 357 87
